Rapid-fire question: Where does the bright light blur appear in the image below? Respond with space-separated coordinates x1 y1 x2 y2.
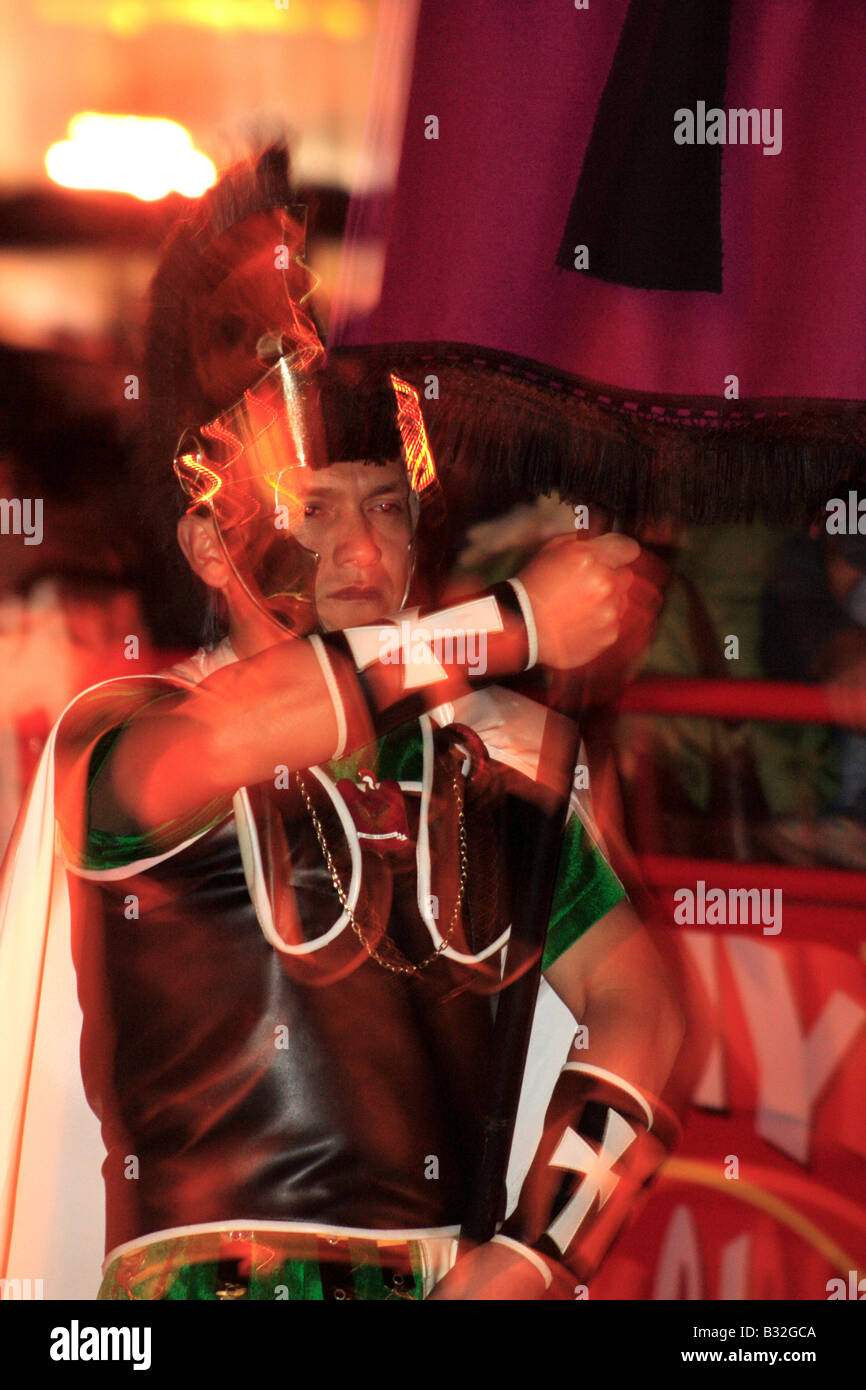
45 113 216 201
35 0 370 39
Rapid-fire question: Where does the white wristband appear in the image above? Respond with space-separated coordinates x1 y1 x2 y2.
490 1233 553 1289
506 578 538 671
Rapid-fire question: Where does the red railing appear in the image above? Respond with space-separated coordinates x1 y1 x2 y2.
620 675 838 724
614 675 866 908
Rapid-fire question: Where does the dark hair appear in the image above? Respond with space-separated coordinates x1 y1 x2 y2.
317 356 404 467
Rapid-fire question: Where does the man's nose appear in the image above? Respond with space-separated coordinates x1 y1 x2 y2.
332 513 381 568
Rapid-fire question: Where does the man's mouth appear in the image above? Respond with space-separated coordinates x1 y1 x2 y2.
328 585 382 602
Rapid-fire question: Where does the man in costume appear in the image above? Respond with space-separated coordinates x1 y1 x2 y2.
3 153 687 1301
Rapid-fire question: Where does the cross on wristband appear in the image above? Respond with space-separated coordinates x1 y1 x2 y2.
500 1063 680 1289
312 581 537 755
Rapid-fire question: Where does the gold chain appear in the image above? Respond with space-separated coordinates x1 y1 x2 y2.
294 770 468 977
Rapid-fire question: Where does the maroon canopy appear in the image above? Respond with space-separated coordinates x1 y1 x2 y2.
334 0 866 522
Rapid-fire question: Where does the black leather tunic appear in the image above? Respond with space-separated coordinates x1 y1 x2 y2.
69 711 619 1256
72 730 513 1253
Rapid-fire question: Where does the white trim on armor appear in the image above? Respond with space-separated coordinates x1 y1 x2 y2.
416 715 510 964
490 1234 553 1288
58 669 220 883
62 826 218 882
427 701 455 728
234 768 363 956
561 1061 655 1130
232 686 622 971
233 785 277 942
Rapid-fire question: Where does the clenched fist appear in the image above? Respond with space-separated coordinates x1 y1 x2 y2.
517 533 640 670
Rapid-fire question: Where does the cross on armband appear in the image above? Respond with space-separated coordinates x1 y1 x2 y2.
311 582 537 756
498 1063 681 1294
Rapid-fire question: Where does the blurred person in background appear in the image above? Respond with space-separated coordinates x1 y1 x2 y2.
614 520 836 862
761 527 866 869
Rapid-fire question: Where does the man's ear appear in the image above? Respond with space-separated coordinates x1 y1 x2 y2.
177 513 232 590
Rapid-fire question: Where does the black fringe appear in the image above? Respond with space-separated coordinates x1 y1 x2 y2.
328 343 866 527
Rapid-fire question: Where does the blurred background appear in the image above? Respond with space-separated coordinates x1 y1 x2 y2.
0 0 417 845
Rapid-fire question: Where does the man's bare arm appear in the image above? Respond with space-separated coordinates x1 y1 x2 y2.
68 537 636 839
543 900 687 1098
428 903 690 1300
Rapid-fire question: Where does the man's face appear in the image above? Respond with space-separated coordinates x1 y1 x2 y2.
285 458 413 632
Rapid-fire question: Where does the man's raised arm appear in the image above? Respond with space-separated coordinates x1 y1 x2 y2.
60 534 637 844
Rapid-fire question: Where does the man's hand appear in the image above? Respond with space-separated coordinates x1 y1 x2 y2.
425 1240 550 1301
517 533 640 670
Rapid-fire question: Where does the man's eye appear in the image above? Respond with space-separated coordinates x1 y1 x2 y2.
303 503 321 518
374 500 403 514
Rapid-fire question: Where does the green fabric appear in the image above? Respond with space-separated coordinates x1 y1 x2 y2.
376 723 425 783
541 813 625 971
82 725 228 871
323 739 381 786
98 1245 424 1301
325 723 424 785
82 712 623 965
